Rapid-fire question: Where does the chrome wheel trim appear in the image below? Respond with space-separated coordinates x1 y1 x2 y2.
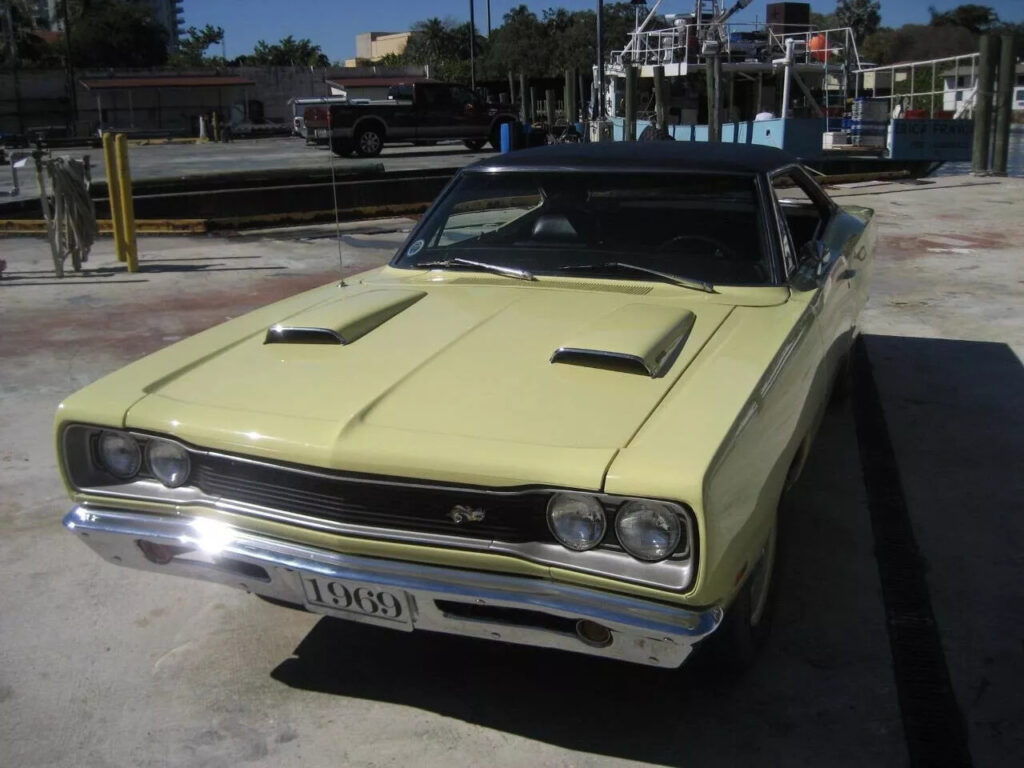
359 130 381 154
748 524 777 627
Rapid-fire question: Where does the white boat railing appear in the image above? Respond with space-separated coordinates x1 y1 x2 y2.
610 23 862 70
856 53 980 119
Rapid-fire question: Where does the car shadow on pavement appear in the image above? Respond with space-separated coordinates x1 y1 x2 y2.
272 397 905 766
859 334 1024 768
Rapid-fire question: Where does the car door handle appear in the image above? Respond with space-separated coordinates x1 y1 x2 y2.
838 268 857 281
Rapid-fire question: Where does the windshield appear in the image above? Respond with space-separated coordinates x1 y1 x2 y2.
394 171 773 285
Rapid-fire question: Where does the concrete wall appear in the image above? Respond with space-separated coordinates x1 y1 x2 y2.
0 65 427 135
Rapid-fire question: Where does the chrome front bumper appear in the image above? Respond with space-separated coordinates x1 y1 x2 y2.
64 506 721 668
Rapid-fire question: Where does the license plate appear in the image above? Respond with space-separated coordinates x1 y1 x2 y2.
314 129 328 138
301 575 412 629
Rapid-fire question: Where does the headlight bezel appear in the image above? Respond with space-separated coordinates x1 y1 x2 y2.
544 491 693 564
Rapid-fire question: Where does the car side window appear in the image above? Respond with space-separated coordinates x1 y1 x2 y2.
770 169 832 275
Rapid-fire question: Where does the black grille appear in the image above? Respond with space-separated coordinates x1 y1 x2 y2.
192 454 551 543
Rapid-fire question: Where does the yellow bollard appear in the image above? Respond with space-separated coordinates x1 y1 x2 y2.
114 134 138 273
101 132 127 262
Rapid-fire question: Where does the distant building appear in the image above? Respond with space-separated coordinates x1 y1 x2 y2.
344 31 411 67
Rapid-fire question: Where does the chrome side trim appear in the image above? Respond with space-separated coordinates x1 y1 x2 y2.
64 507 721 668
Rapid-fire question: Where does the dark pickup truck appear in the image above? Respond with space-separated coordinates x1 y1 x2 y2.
328 82 516 157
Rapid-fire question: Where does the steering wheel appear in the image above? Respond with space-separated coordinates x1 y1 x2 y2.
656 234 737 260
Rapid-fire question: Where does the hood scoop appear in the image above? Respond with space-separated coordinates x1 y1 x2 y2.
265 289 426 346
551 304 696 378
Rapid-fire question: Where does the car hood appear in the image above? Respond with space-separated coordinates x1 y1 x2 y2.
118 271 784 489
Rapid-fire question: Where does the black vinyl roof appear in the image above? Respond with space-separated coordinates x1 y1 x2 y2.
467 141 799 175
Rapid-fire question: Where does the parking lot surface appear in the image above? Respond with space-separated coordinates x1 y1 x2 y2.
1 175 1021 767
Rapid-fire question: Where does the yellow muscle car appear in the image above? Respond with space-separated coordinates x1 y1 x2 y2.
57 143 875 669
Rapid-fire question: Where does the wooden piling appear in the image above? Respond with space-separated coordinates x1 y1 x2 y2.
992 33 1014 176
519 73 527 123
529 87 537 124
653 65 666 134
971 34 997 174
624 65 637 141
545 88 557 123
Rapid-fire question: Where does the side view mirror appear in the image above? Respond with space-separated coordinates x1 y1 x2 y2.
799 240 825 273
791 240 828 291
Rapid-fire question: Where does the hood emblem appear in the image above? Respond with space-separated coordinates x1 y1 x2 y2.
448 505 487 524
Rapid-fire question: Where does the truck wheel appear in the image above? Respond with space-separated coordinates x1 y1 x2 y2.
330 136 353 156
463 139 486 151
355 125 384 157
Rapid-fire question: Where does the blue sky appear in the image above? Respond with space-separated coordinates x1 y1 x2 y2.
182 1 1024 63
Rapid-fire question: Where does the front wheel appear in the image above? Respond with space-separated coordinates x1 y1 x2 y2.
463 138 486 151
706 520 778 672
355 125 384 157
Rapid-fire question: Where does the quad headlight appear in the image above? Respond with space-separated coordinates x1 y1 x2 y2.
615 500 683 562
96 430 142 479
146 438 191 488
547 493 606 551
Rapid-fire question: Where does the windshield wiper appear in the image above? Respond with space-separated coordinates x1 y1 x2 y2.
412 257 535 281
555 262 716 293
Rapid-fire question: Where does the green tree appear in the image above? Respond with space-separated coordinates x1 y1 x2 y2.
928 4 999 34
1 1 62 66
171 24 224 67
836 0 881 44
811 11 840 29
238 35 329 66
65 0 168 67
479 5 547 77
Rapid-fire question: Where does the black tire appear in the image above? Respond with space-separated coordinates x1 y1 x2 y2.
354 125 384 157
330 136 354 157
463 138 486 151
705 519 778 673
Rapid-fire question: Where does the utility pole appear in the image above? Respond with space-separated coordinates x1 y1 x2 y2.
468 0 476 89
61 0 78 134
595 0 604 119
486 0 491 36
3 0 25 134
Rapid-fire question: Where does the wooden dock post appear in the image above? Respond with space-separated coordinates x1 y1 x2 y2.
653 65 666 135
992 32 1014 176
520 72 528 123
971 34 997 174
624 65 637 141
528 87 537 124
564 69 578 125
545 88 557 123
